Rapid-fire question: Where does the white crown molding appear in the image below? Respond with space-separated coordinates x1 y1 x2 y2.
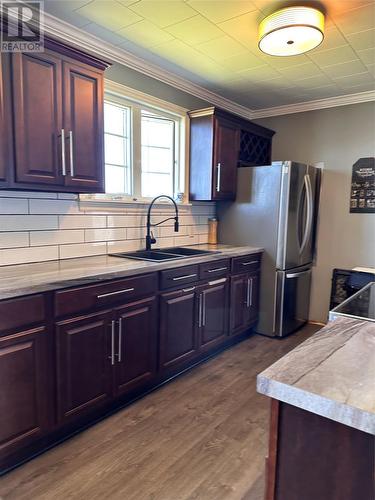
251 90 375 119
42 12 375 121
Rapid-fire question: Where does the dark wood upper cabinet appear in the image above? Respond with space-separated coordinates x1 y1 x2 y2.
198 279 229 351
0 52 11 186
1 37 109 193
12 51 64 186
159 288 199 372
0 325 51 464
56 310 113 424
114 297 157 397
189 107 274 201
63 61 104 191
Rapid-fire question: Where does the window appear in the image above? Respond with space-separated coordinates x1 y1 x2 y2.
103 91 185 202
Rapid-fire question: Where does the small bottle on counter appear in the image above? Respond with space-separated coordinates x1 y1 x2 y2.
208 217 218 245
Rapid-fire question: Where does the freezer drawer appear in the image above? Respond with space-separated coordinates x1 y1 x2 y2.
275 266 312 337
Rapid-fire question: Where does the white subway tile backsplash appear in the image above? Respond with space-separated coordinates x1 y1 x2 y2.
0 246 59 266
30 230 85 246
0 192 216 266
85 228 127 242
0 215 59 232
0 232 29 249
58 215 107 229
29 199 80 215
59 242 107 259
0 198 29 214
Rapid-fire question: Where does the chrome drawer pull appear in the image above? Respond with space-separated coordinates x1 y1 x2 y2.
249 278 253 307
61 128 66 176
216 162 221 192
202 293 206 326
182 286 196 293
172 273 197 281
241 260 259 266
97 288 135 299
69 130 74 177
208 278 227 286
198 293 203 328
207 267 227 273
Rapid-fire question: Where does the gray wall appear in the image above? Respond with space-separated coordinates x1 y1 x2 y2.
257 102 375 322
106 63 210 110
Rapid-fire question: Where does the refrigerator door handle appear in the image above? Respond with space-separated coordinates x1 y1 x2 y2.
299 174 313 255
286 268 312 278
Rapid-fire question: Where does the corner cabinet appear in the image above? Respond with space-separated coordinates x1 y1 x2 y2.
2 38 109 193
189 107 274 201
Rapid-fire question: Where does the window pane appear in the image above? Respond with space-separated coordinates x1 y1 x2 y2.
104 102 127 136
105 165 129 194
105 134 126 166
142 114 174 148
142 172 173 198
142 146 173 174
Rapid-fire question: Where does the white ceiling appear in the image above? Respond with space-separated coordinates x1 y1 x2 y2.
44 0 375 109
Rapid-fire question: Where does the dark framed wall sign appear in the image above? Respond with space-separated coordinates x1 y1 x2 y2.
350 157 375 214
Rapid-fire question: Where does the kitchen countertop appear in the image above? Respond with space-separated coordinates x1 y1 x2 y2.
257 317 375 435
0 244 263 301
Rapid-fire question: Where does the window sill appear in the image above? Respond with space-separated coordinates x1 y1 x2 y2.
79 194 192 211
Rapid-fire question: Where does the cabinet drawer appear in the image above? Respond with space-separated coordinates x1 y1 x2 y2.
199 259 230 280
232 253 262 275
55 273 158 317
160 265 199 290
0 294 45 334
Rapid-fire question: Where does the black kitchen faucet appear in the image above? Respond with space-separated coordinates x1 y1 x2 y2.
145 195 179 251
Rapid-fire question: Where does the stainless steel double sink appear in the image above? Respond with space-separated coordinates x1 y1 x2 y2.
110 247 220 262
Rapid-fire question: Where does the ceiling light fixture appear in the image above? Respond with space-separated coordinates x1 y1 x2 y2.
258 6 325 56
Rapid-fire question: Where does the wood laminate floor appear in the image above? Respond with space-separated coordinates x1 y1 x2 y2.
0 325 319 500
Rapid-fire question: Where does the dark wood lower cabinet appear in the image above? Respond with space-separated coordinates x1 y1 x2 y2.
230 272 259 335
159 288 199 372
0 326 51 466
56 310 113 424
114 297 157 396
266 400 375 500
198 279 229 352
0 254 262 472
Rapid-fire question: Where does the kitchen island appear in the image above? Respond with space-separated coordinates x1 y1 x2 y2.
257 316 375 500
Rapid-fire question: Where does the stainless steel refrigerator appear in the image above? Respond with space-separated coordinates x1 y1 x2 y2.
217 161 321 337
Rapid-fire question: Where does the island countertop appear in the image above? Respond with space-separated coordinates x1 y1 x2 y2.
0 244 263 301
257 317 375 435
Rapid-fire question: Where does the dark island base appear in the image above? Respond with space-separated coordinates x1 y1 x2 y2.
265 400 375 500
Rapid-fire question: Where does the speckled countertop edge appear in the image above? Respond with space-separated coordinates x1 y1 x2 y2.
0 244 263 300
257 317 375 435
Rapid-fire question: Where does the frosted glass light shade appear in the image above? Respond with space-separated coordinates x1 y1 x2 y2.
259 6 325 56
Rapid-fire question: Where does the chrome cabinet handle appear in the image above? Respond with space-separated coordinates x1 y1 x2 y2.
109 320 115 365
241 260 259 266
198 294 203 328
61 128 66 176
117 317 122 362
216 162 221 192
69 130 74 177
247 277 253 307
202 293 206 326
182 286 196 293
172 274 197 281
97 288 135 299
207 267 227 273
208 278 227 286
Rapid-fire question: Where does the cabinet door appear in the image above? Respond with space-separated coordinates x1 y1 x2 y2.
159 288 199 372
0 52 10 186
56 310 113 424
244 273 259 327
114 297 157 397
213 117 239 200
12 51 64 186
62 61 104 192
0 326 51 460
199 279 229 351
230 274 246 335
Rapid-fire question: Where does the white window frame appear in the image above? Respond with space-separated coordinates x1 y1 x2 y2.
80 79 190 206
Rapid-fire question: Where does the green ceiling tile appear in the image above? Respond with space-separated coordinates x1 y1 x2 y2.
347 29 375 51
187 0 257 24
77 1 142 31
128 0 197 28
117 19 174 47
195 35 248 61
165 15 222 45
309 45 358 67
